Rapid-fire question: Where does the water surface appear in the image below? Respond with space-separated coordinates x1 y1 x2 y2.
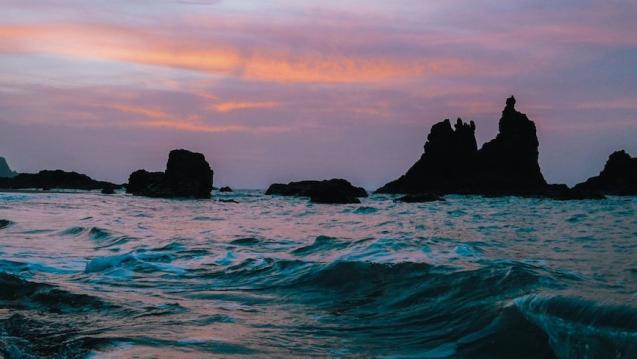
1 191 636 358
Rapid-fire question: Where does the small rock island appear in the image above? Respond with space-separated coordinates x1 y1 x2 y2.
266 179 367 204
574 150 637 195
0 169 120 191
127 149 214 198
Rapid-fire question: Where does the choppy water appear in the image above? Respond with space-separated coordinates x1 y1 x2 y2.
0 191 636 358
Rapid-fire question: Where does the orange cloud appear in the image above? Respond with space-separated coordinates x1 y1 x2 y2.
81 100 287 133
0 23 469 84
136 120 289 134
92 103 171 118
212 101 281 113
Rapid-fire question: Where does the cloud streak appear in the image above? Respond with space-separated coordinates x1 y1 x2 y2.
0 0 635 187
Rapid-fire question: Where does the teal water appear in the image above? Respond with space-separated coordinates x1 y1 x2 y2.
0 191 636 358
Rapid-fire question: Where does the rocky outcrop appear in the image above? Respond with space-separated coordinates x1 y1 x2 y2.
127 149 214 198
378 96 548 196
0 170 119 191
266 179 367 204
473 96 546 192
573 150 637 195
0 157 17 178
219 186 233 192
396 193 444 203
378 118 477 193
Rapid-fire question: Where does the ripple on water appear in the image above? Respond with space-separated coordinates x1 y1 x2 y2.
1 191 636 357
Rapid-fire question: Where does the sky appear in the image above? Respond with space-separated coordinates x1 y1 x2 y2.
0 0 636 189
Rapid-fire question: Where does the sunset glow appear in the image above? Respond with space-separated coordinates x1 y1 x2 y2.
1 0 635 188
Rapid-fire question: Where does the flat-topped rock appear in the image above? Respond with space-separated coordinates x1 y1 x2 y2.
0 170 119 191
573 150 637 195
127 149 214 198
266 179 367 204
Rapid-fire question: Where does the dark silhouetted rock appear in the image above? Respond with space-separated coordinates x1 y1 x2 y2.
219 186 233 192
473 96 546 192
573 150 637 195
126 149 214 198
0 157 17 178
266 179 367 204
219 199 239 203
377 96 548 196
396 193 444 203
164 149 214 198
377 118 477 194
538 184 605 201
0 170 119 191
126 170 164 196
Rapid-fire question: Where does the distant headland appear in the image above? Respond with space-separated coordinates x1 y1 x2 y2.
0 96 635 201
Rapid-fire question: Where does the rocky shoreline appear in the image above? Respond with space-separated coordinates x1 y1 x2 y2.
1 97 635 202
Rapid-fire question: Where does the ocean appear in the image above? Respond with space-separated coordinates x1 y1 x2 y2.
0 191 636 358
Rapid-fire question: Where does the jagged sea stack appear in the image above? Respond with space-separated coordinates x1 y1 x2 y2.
574 150 637 195
474 96 546 192
127 149 214 198
377 96 547 195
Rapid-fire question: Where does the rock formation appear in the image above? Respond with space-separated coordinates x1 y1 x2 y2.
540 184 606 201
0 157 17 178
219 186 233 192
573 150 637 195
266 179 367 204
378 118 477 193
473 96 546 193
0 170 119 191
378 96 549 196
127 149 214 198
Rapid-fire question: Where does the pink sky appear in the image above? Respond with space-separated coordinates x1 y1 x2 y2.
1 0 636 188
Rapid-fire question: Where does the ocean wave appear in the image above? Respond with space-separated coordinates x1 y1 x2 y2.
85 250 176 274
1 191 636 357
515 295 637 358
0 272 112 313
